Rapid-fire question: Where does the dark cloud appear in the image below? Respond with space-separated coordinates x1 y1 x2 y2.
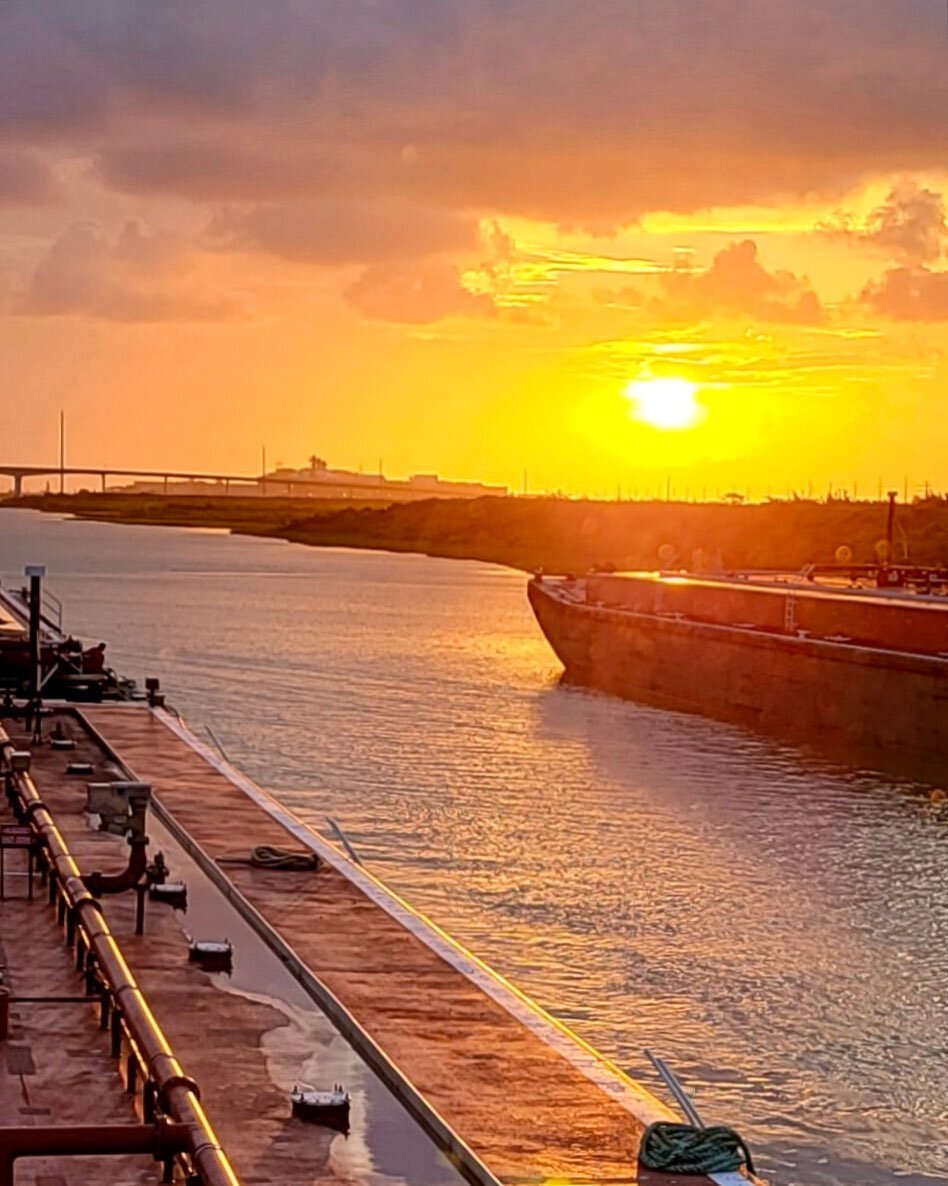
99 141 342 202
654 241 822 324
0 150 60 205
207 200 478 265
0 3 945 225
345 262 494 323
13 219 245 322
821 184 947 265
861 266 948 322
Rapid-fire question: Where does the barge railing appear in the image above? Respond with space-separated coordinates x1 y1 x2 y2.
0 724 241 1186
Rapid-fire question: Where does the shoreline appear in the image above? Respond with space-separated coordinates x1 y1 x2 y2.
7 490 948 574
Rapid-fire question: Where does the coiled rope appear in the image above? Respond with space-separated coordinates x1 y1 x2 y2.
638 1122 755 1176
218 846 321 872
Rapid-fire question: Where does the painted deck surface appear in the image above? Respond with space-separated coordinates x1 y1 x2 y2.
18 715 401 1186
82 704 710 1186
0 832 154 1185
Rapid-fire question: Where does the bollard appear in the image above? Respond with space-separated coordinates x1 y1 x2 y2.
0 986 9 1041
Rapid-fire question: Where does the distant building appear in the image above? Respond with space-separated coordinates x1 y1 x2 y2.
114 462 507 500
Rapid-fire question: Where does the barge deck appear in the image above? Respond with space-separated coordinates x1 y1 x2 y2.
80 704 710 1186
3 695 745 1186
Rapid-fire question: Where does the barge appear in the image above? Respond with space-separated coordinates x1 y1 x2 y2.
0 567 758 1185
0 571 130 703
529 566 948 780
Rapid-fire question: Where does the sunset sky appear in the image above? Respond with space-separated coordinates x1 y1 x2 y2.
1 2 947 498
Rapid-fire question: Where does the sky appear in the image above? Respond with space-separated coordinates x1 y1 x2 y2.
1 1 947 499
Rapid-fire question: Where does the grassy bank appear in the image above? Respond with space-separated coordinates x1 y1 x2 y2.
4 493 390 534
8 491 948 573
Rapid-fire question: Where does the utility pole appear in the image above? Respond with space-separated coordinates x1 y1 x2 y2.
261 446 267 496
885 490 898 566
59 410 65 495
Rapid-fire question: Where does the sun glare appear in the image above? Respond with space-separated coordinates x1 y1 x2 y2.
623 377 705 430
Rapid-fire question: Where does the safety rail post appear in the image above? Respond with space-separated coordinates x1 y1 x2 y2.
0 724 241 1186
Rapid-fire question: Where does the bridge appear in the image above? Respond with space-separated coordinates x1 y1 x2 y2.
0 464 404 500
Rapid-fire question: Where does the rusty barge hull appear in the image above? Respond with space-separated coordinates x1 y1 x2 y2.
529 576 948 780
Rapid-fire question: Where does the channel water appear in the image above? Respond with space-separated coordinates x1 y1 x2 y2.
2 509 946 1186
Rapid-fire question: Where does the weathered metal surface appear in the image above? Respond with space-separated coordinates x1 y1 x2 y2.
19 716 445 1186
0 850 156 1186
80 705 703 1186
529 575 948 783
0 724 239 1186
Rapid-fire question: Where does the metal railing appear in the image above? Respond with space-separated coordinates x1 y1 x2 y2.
0 724 240 1186
41 586 64 633
0 583 63 636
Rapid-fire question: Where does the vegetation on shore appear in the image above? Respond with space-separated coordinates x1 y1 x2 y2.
8 491 948 574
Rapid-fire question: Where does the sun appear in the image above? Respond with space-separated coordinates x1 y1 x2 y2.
623 377 706 430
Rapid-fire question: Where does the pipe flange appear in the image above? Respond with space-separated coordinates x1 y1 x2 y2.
157 1072 202 1108
23 800 47 820
189 1139 224 1157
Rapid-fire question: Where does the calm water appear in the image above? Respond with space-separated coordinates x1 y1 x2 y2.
2 508 947 1186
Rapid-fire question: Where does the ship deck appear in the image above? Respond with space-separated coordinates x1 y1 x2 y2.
1 702 740 1186
0 853 155 1185
82 704 707 1186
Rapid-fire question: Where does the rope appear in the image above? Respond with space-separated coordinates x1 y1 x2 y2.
638 1122 755 1176
217 846 320 872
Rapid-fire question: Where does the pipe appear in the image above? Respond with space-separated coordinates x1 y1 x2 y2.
0 726 240 1186
84 839 149 895
0 1121 187 1186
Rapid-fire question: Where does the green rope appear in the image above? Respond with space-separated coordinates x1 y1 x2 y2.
638 1122 755 1176
217 846 320 871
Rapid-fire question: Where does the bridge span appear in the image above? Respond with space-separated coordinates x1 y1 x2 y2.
0 464 408 500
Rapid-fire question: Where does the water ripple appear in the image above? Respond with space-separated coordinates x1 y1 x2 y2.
4 510 948 1186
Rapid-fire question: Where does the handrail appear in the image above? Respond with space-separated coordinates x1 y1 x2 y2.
41 587 64 633
0 583 63 637
0 725 240 1186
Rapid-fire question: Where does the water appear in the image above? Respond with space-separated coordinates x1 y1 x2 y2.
3 508 947 1186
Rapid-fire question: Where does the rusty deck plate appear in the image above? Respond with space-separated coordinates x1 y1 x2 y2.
79 705 718 1186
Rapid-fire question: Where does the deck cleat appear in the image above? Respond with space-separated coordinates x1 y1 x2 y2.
150 880 188 909
50 722 76 750
187 938 234 972
290 1082 350 1131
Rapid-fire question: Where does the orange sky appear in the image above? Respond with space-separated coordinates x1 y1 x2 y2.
2 3 947 499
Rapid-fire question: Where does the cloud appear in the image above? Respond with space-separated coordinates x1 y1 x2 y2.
860 266 948 322
344 262 494 323
13 219 246 322
207 200 478 265
654 241 823 324
0 3 945 228
821 184 947 265
98 140 339 202
0 150 60 204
